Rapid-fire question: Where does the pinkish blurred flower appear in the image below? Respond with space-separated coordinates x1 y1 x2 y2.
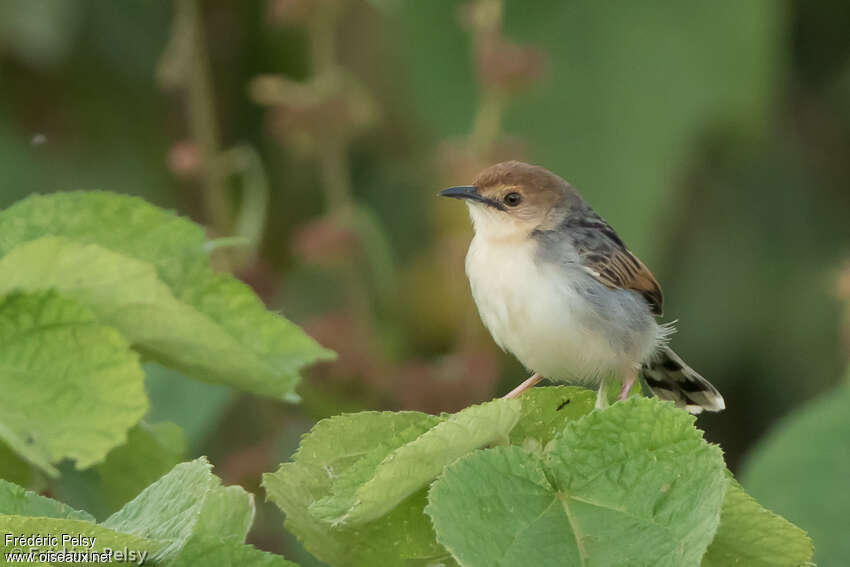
167 140 202 178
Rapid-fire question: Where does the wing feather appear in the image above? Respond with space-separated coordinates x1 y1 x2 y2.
565 212 664 315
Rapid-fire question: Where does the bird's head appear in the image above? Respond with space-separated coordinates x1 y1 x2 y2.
440 161 580 240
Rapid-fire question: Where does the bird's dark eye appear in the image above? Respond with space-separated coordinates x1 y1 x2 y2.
504 192 522 207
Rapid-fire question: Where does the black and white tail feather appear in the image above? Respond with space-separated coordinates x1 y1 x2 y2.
642 347 725 414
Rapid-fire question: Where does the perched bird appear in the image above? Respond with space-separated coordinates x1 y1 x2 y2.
440 161 724 413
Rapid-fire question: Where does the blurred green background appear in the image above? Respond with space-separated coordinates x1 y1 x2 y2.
1 0 848 564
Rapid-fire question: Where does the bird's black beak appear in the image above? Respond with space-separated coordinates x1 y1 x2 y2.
439 185 505 210
439 185 479 200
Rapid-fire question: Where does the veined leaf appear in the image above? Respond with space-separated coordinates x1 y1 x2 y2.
267 390 813 567
264 411 457 567
0 290 146 475
0 458 300 565
337 399 521 525
0 479 161 560
0 236 313 399
426 397 728 567
509 386 595 448
0 192 335 399
0 516 160 560
103 458 253 562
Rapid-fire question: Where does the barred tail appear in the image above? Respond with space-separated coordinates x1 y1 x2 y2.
641 347 725 414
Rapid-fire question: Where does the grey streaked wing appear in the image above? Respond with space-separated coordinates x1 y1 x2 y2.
563 211 664 316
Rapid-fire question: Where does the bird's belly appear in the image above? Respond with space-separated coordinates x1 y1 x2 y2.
466 237 658 382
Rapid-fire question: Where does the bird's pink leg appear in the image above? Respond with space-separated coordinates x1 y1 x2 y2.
617 367 639 401
503 373 543 399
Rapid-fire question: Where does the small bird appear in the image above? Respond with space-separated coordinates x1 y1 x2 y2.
440 161 724 413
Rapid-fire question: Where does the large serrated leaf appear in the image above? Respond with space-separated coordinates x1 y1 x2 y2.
264 411 457 567
307 415 443 523
0 290 147 475
426 397 728 567
320 399 521 525
0 236 313 400
702 480 813 567
0 479 161 560
0 192 335 399
509 386 595 447
103 458 254 562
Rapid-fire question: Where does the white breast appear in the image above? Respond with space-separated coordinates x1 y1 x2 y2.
465 232 659 384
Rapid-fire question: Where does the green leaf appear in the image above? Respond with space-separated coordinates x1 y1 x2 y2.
426 397 728 567
741 383 850 565
508 386 595 448
0 478 93 522
1 459 297 566
103 458 254 562
0 191 335 399
0 290 146 475
0 236 316 400
166 535 300 567
702 480 813 567
264 412 457 566
319 399 521 525
0 516 160 560
0 480 160 560
307 414 444 524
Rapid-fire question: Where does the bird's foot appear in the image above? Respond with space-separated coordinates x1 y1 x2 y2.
502 373 543 399
616 370 638 401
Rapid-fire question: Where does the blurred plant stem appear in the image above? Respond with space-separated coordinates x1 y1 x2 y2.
176 0 231 236
462 0 542 159
296 2 376 325
308 3 338 77
306 4 354 215
160 1 272 272
310 35 371 328
221 145 270 262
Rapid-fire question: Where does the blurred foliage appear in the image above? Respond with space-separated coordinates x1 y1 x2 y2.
53 421 186 520
741 379 850 566
1 0 848 563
